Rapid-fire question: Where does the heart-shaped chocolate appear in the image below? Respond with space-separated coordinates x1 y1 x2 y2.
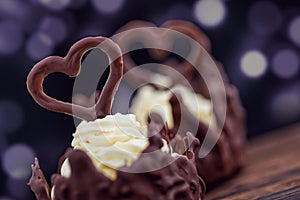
113 20 211 87
27 36 123 121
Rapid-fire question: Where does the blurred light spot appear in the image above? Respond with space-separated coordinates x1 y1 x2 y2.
39 16 68 44
2 144 35 180
0 20 24 55
288 16 300 47
68 0 88 8
7 178 31 198
91 0 124 14
193 0 226 28
0 0 40 34
26 32 54 60
240 50 268 78
0 0 26 19
36 0 71 11
0 99 24 134
248 1 282 35
271 91 300 123
271 49 299 79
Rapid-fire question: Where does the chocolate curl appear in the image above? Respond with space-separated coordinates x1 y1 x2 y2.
27 158 51 200
183 132 207 195
27 36 123 121
147 112 172 154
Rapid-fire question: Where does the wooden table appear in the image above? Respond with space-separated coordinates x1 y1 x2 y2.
206 123 300 200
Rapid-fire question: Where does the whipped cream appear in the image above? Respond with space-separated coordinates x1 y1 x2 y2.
61 113 170 180
131 86 174 127
173 85 217 128
130 84 217 129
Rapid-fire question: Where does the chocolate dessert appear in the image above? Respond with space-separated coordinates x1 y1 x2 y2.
114 20 247 186
26 36 205 199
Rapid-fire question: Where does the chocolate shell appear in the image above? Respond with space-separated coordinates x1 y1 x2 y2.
28 121 205 200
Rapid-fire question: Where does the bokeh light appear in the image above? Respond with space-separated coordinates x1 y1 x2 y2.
0 99 24 134
288 16 300 47
240 50 268 78
248 1 282 35
38 16 68 44
26 32 54 60
91 0 124 14
0 0 40 34
271 90 300 123
271 48 299 79
35 0 71 11
193 0 226 28
2 143 35 180
0 20 24 55
0 0 27 19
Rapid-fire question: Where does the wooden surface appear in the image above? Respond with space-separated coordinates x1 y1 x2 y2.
206 123 300 200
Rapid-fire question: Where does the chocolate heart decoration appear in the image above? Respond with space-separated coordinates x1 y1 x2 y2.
113 20 211 87
27 36 123 121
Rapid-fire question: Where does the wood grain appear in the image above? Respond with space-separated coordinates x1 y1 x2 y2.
206 123 300 200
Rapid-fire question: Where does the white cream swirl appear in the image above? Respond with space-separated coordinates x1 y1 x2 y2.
61 113 170 180
130 84 217 129
131 86 174 127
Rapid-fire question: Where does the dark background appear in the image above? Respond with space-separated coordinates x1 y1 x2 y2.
1 0 300 199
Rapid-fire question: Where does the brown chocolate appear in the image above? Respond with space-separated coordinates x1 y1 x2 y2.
115 20 247 186
26 36 123 121
28 122 205 200
113 20 212 89
169 90 246 186
28 158 51 200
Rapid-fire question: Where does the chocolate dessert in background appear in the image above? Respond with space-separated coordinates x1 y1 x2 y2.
114 20 247 187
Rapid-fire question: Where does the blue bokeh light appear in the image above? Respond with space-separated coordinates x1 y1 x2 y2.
2 143 35 180
26 32 54 60
271 48 299 79
38 16 68 44
0 20 24 55
91 0 124 14
248 1 282 35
